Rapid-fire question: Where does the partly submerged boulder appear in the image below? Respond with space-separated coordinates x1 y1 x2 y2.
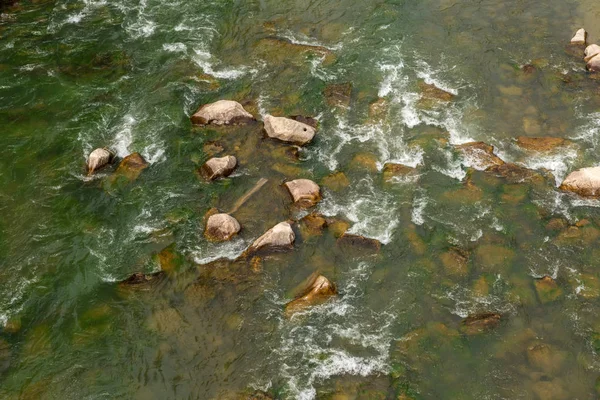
337 234 382 252
382 163 419 183
418 80 455 108
191 100 254 126
87 148 114 174
588 55 600 72
284 179 321 207
113 152 149 181
263 114 316 145
571 28 587 45
460 313 501 335
285 273 337 316
515 137 570 152
560 166 600 197
457 141 505 170
205 213 241 241
200 155 237 180
247 221 295 254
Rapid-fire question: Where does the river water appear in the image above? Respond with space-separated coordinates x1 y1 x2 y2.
2 0 600 398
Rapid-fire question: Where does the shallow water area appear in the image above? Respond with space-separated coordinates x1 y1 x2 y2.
2 0 600 398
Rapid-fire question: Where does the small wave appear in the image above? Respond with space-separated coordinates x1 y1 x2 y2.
192 49 252 80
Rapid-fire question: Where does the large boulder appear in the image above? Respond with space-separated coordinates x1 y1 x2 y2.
284 179 321 207
191 100 255 126
200 155 237 180
560 166 600 197
285 273 337 316
248 221 295 254
585 45 600 72
205 213 241 241
585 44 600 60
457 142 505 170
263 115 316 145
87 148 114 174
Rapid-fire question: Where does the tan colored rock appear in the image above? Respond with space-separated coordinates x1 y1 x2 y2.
457 142 505 171
534 276 563 304
87 148 113 174
263 114 316 145
560 166 600 197
205 213 241 241
284 179 321 207
191 100 254 126
200 155 237 180
516 137 569 152
587 54 600 72
248 221 295 253
418 80 455 102
584 44 600 60
285 273 337 316
571 28 587 45
460 313 501 335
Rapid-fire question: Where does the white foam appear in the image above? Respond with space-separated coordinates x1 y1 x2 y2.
191 238 250 265
162 43 187 53
411 188 428 225
192 49 251 80
111 114 136 158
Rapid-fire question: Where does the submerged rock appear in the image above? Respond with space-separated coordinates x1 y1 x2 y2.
487 163 543 184
560 166 600 197
440 248 469 277
285 273 337 316
418 80 455 108
324 82 352 108
527 343 567 374
571 28 587 45
200 155 237 180
119 271 165 289
299 213 327 238
205 213 241 241
284 179 321 207
382 163 419 183
113 152 149 182
321 171 350 191
191 100 254 126
534 276 563 304
87 148 114 174
515 137 570 152
263 114 316 145
247 221 295 254
337 234 382 252
457 141 505 170
460 313 501 335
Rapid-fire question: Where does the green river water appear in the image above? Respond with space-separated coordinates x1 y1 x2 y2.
2 0 600 398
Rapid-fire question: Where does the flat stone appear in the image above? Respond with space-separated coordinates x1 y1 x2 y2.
560 166 600 197
205 213 241 241
248 221 295 254
516 137 569 152
285 273 337 316
200 155 237 180
191 100 254 126
460 313 501 335
284 179 321 207
457 142 505 170
87 148 113 174
263 114 316 145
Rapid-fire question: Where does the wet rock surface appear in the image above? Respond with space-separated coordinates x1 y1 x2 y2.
457 141 505 170
337 233 382 252
560 166 600 197
263 114 316 145
112 152 149 182
460 313 501 335
324 82 352 108
200 155 237 180
119 271 165 289
534 276 563 304
515 137 570 152
285 273 337 316
191 100 254 126
205 213 241 241
284 179 321 207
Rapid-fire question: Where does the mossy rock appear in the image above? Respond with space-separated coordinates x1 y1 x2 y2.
534 276 563 304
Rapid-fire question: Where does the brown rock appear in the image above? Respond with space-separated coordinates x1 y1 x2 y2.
516 137 569 152
205 213 241 241
324 82 352 108
418 80 455 108
545 218 568 232
560 166 600 197
440 248 469 277
382 163 418 183
191 100 254 126
534 276 563 304
119 271 165 289
299 214 327 238
460 313 501 335
114 152 149 181
487 163 542 183
321 171 350 191
284 179 321 207
337 234 382 252
369 98 388 121
263 114 316 145
285 273 337 316
457 142 504 170
326 217 351 238
200 155 237 180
